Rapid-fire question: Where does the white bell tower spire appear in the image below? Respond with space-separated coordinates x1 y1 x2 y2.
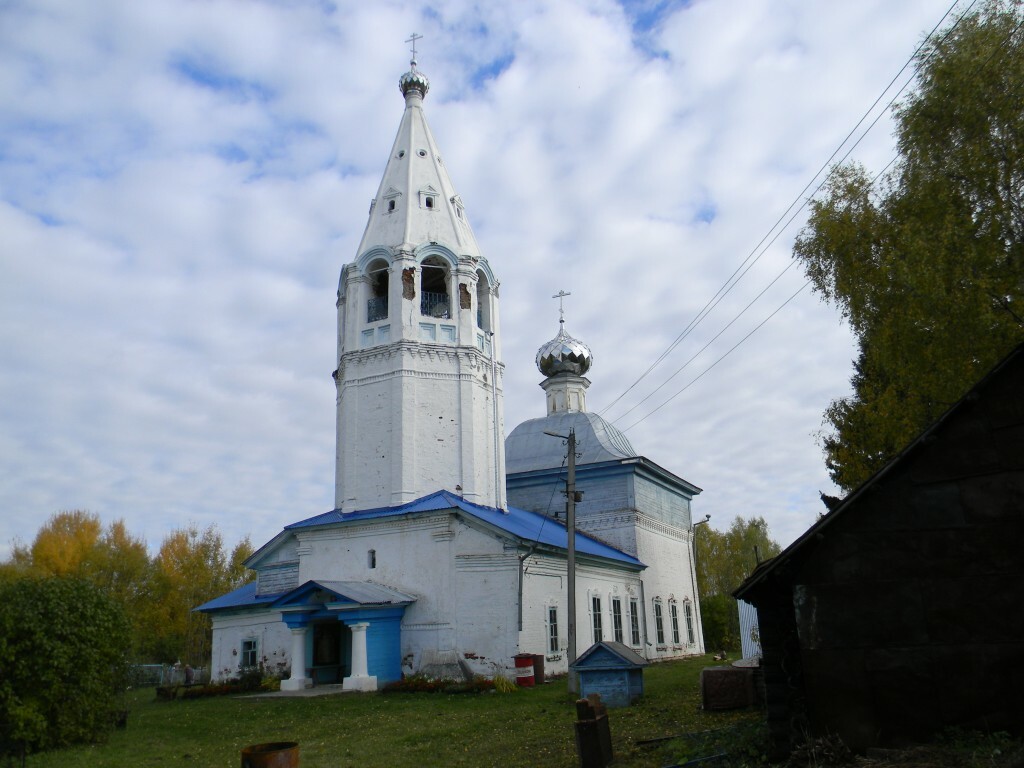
333 44 505 512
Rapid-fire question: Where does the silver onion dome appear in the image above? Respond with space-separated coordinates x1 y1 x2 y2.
536 325 593 377
399 60 430 99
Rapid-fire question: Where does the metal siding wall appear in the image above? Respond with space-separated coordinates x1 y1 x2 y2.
738 599 762 658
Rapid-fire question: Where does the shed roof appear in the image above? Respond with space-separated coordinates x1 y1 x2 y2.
570 641 649 670
734 341 1024 602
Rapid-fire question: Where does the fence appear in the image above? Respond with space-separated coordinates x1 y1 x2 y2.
130 664 209 687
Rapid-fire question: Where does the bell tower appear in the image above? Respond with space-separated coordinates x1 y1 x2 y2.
333 50 505 512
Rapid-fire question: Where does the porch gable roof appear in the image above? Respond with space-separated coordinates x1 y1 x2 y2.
271 580 417 609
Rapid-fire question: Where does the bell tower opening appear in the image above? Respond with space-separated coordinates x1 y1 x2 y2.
476 269 491 332
420 256 450 318
367 259 389 323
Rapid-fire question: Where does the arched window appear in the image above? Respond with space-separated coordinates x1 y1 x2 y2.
684 601 695 645
420 256 450 318
367 549 376 569
367 259 389 322
476 270 491 331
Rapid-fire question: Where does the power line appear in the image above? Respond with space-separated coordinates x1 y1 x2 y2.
618 280 811 434
610 0 1022 433
597 0 973 421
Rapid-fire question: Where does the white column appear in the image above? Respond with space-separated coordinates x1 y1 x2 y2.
342 622 377 692
280 627 311 691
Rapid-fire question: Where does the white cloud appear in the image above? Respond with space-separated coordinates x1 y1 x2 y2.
0 0 948 559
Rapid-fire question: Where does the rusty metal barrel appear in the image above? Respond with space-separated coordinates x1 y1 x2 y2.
241 741 299 768
513 653 535 687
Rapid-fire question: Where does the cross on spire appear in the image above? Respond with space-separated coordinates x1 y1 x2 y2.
552 290 572 325
406 33 423 67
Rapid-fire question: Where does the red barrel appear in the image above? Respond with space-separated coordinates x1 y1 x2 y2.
241 742 299 768
513 654 535 687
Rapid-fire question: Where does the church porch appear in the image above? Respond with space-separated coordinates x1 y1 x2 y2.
272 580 415 692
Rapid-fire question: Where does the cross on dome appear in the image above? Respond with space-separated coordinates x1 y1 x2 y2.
399 33 430 99
405 32 422 69
552 289 571 325
536 289 592 378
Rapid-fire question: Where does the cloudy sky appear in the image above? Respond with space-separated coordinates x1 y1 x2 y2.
1 0 955 560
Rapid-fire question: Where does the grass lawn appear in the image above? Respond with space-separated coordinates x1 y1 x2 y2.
24 655 763 768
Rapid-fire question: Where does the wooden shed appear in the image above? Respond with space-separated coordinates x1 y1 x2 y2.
570 641 648 707
735 342 1024 757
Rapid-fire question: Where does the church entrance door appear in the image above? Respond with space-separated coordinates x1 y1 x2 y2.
311 621 347 684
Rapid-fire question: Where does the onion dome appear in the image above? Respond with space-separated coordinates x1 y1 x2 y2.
536 324 593 377
399 59 430 99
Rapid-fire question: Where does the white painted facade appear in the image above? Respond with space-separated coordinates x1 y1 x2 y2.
201 59 704 686
333 63 504 513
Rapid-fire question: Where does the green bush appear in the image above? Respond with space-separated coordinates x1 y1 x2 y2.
0 576 130 761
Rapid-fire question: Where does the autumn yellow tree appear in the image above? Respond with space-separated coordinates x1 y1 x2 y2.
27 510 102 577
150 524 253 666
3 512 253 665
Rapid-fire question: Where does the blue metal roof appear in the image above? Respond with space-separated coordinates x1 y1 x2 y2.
273 580 417 608
195 581 279 613
287 490 644 568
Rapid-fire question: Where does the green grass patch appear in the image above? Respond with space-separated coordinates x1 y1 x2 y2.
22 655 762 768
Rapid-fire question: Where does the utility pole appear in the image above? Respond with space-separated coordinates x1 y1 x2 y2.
545 427 579 694
565 428 578 694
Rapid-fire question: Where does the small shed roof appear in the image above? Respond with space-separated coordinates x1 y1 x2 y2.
570 641 649 670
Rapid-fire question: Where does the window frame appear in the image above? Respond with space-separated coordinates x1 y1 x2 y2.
547 606 559 654
241 638 258 668
611 597 624 643
670 601 681 644
654 599 665 645
591 595 603 642
629 598 641 646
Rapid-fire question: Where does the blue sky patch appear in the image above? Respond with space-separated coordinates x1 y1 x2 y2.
471 53 514 89
693 201 717 224
170 53 274 103
618 0 689 34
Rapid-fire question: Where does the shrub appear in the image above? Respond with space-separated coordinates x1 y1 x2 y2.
382 674 499 694
0 577 130 761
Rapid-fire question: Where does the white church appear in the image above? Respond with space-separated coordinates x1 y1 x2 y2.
198 55 706 691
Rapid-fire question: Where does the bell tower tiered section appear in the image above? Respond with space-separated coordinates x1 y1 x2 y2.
333 55 505 512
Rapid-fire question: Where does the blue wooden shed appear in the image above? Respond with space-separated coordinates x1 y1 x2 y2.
570 641 648 707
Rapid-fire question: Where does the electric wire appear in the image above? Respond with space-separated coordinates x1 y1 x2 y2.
611 0 1023 434
597 0 976 421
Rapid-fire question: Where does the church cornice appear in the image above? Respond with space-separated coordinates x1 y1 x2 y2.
576 508 689 541
338 342 504 383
